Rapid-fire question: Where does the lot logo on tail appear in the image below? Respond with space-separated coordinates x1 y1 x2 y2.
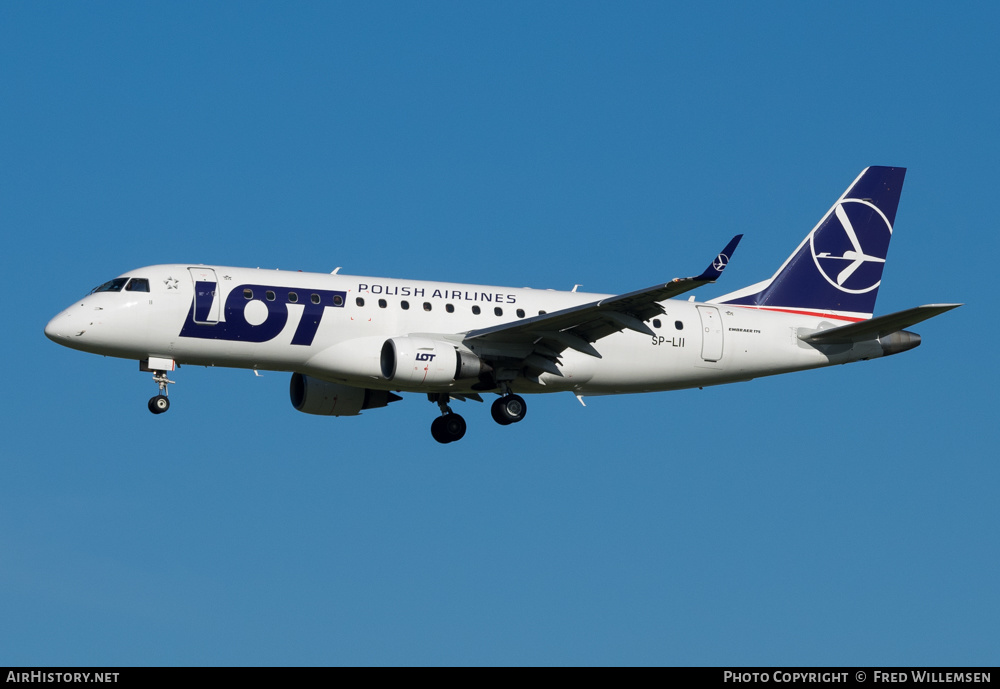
810 199 892 295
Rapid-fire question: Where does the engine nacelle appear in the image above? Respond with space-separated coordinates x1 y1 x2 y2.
289 373 401 416
380 337 487 386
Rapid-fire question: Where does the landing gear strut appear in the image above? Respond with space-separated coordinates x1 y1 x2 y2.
429 393 466 444
147 370 174 415
491 393 527 426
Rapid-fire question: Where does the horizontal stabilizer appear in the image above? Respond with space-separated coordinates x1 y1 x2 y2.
800 304 962 344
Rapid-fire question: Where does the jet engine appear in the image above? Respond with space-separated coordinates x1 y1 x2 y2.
289 373 401 416
380 337 488 386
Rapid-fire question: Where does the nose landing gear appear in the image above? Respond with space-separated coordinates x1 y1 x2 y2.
147 370 175 415
148 394 170 414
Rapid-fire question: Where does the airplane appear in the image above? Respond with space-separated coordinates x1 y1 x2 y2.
45 166 960 443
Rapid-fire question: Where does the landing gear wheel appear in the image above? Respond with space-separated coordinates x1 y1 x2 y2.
148 395 170 415
491 400 512 425
148 369 175 414
431 416 448 443
491 394 526 425
431 413 467 444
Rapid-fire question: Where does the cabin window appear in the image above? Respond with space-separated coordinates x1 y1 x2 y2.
356 297 365 307
378 299 387 309
538 310 546 315
401 300 410 310
266 291 276 301
653 319 661 329
311 293 321 304
423 302 432 311
516 309 525 318
244 289 254 300
446 304 454 313
472 305 481 315
91 278 129 294
675 320 684 330
494 307 503 317
288 292 298 303
333 295 344 306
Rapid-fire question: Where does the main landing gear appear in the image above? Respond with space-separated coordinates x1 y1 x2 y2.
491 394 526 426
147 370 174 415
428 391 527 443
430 393 467 444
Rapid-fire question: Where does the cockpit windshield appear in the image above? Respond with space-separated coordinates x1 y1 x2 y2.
90 277 130 294
89 277 150 294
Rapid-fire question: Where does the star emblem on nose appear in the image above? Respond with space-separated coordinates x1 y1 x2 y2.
164 277 179 289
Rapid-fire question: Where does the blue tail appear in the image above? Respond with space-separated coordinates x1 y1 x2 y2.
712 166 906 321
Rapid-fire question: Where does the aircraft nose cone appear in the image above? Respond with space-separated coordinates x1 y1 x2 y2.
45 310 74 343
45 316 62 341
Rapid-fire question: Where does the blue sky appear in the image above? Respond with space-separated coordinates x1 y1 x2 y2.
2 2 997 666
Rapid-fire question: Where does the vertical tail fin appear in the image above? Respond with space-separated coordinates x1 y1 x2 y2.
712 166 906 321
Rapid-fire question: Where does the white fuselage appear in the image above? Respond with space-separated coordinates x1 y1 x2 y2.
45 264 883 396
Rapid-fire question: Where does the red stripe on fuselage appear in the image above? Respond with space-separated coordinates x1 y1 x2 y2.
728 305 866 322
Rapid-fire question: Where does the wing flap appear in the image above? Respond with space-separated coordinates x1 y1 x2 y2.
534 329 603 358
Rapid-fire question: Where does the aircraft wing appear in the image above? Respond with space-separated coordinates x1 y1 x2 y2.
461 235 742 376
800 303 962 344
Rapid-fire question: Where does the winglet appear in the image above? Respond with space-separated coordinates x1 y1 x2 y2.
695 235 742 282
